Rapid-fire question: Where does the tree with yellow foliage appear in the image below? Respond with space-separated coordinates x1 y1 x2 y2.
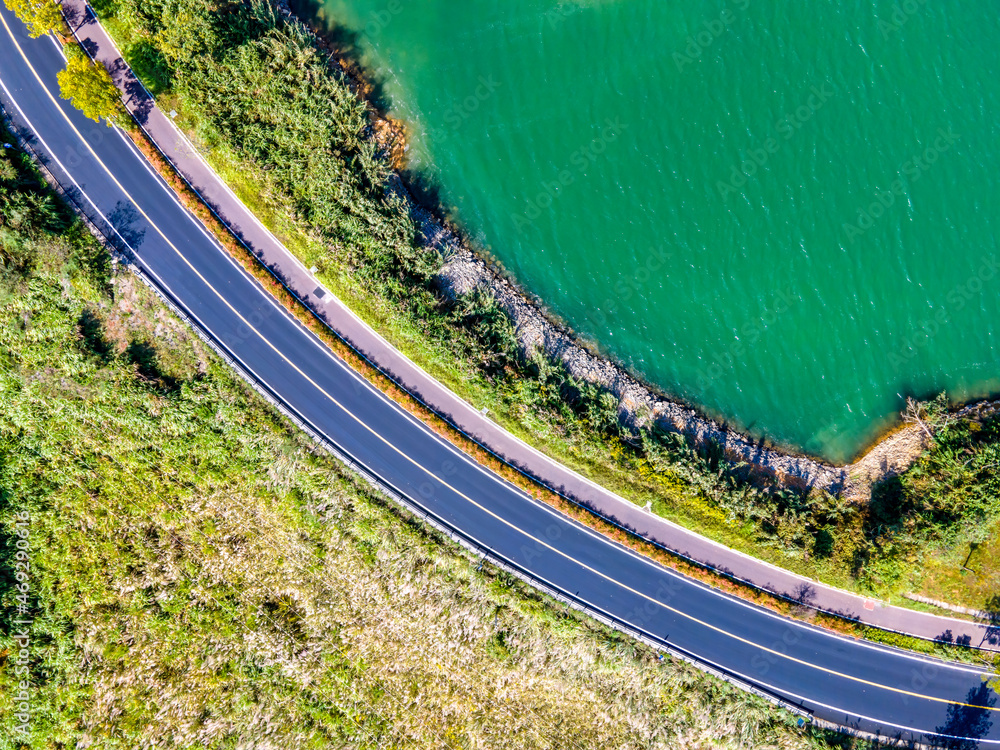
3 0 67 38
56 46 123 126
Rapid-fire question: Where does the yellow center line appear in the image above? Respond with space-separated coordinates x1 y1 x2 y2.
3 10 996 714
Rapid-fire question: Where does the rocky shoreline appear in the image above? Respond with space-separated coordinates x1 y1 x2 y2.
434 242 851 491
415 202 1000 499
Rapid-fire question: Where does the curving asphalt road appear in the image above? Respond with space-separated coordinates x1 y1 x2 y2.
1 8 998 746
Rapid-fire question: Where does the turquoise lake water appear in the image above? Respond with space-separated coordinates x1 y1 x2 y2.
293 0 1000 463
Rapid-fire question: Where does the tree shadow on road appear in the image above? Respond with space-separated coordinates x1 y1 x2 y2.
933 682 996 749
106 200 146 262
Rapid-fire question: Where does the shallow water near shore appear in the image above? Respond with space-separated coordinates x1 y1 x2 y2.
292 0 1000 464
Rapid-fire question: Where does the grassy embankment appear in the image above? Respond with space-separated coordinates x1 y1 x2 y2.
85 0 1000 612
0 119 876 749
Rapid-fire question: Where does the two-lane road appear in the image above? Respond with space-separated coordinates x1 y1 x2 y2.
1 8 997 746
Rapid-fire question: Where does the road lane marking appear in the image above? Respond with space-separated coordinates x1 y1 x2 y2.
1 10 997 722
